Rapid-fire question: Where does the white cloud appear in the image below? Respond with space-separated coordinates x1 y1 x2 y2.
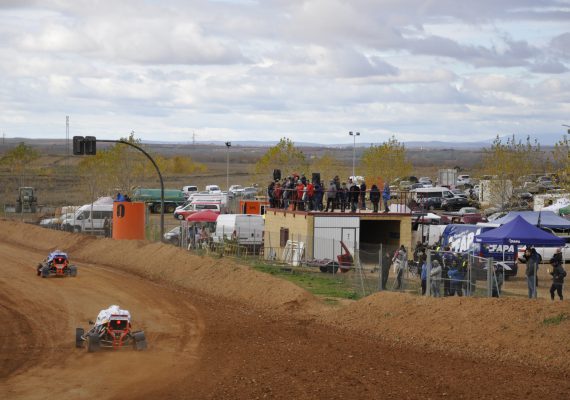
0 0 569 144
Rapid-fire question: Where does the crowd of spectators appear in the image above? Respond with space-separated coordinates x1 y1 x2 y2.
267 174 391 213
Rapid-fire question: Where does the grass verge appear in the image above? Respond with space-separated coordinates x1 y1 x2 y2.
252 262 361 300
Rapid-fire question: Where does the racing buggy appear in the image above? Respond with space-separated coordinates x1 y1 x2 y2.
36 250 77 278
76 305 147 352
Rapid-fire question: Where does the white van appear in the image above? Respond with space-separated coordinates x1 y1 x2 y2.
61 204 113 233
205 184 221 194
182 185 198 198
411 186 455 201
213 214 264 245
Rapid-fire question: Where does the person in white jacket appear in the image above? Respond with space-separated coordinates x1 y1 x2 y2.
430 260 442 297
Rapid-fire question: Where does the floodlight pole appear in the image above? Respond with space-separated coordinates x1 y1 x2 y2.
349 131 360 179
97 139 165 240
225 141 232 190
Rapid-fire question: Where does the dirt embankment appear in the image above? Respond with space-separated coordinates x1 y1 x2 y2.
2 220 570 373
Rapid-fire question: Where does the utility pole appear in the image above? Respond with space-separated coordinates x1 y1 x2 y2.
66 116 70 174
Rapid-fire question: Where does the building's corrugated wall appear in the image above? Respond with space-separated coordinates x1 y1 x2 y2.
313 216 360 260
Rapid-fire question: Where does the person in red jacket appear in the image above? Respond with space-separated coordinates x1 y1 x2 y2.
306 182 315 210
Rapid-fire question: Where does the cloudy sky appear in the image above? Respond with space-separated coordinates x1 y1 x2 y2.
1 0 569 145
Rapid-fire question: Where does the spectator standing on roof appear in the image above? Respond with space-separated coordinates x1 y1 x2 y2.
306 181 314 211
349 180 360 213
369 184 380 213
273 182 282 209
325 180 337 212
549 248 566 301
295 180 305 211
314 181 324 211
430 260 442 297
360 181 367 210
268 181 275 208
333 175 341 209
337 182 347 213
116 192 125 202
382 183 390 213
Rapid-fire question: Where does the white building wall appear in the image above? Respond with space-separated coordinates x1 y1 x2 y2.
313 216 360 260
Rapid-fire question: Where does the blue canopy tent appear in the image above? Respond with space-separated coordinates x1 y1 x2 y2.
475 215 564 298
492 211 570 230
474 215 565 246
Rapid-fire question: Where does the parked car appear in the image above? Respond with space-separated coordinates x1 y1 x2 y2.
173 201 222 220
420 197 443 210
205 184 222 194
451 189 467 199
442 196 471 211
457 174 471 185
182 186 198 198
229 185 245 195
163 226 181 246
242 187 258 199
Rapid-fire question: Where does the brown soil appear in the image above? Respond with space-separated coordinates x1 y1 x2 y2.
1 220 569 399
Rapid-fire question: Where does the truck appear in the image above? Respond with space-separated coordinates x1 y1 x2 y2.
131 188 186 213
16 187 37 213
438 169 457 188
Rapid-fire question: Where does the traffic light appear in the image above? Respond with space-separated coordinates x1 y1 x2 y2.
73 136 85 155
85 136 97 155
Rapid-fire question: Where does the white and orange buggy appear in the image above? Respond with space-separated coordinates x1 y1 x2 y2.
76 305 147 352
36 250 77 278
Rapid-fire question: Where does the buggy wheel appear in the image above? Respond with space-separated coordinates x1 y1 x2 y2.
132 331 147 351
87 333 100 352
68 265 78 277
75 328 85 348
36 263 43 276
40 266 50 278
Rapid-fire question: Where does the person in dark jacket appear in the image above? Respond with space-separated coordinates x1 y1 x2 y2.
549 248 566 300
349 180 360 212
381 250 392 290
360 181 367 210
519 248 539 299
338 182 348 212
314 181 324 211
448 259 464 297
382 183 391 212
369 184 380 213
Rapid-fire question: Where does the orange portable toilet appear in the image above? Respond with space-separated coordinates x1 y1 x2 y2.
112 202 145 240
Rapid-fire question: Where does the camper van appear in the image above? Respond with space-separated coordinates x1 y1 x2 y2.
213 214 264 246
61 203 113 233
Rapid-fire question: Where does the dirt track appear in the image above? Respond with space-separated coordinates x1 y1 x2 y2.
1 221 570 399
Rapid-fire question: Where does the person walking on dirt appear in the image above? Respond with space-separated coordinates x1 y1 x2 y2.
549 249 566 301
430 260 442 297
369 184 380 213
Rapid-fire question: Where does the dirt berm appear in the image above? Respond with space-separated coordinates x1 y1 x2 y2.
1 220 570 399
